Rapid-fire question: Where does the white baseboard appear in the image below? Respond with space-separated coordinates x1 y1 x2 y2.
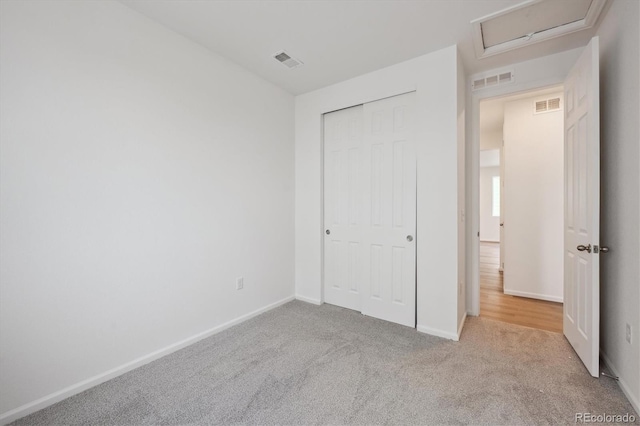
0 295 295 426
417 324 460 341
503 289 563 303
295 294 322 305
457 313 467 340
479 239 500 243
600 351 640 415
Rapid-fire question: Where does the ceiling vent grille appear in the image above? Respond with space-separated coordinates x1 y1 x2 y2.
273 51 303 69
472 70 514 91
534 97 561 114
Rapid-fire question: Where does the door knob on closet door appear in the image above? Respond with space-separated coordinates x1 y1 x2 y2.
406 235 413 242
325 229 330 235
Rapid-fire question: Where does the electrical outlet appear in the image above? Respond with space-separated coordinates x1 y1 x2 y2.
236 277 244 290
626 323 632 344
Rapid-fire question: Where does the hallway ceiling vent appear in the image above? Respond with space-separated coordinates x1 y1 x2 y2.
471 0 608 59
273 51 303 69
472 70 514 91
534 97 561 114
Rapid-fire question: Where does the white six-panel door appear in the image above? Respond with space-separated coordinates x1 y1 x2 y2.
564 37 600 377
360 93 416 327
323 105 364 312
323 92 416 328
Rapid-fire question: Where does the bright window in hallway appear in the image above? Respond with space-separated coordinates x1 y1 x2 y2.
492 176 500 217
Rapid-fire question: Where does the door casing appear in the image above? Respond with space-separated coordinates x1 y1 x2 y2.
470 80 572 316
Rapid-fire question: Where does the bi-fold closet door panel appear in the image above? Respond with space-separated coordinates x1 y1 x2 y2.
323 92 416 328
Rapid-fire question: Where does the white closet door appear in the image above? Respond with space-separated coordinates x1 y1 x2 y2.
323 105 364 312
361 92 417 327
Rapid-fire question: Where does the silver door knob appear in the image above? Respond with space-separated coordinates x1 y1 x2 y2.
325 229 330 235
600 246 609 253
406 235 413 242
577 244 592 253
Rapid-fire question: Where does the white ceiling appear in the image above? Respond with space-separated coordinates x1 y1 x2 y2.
120 0 604 95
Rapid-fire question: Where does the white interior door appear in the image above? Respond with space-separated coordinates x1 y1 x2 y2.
563 37 600 377
361 93 416 327
323 92 416 328
323 105 364 312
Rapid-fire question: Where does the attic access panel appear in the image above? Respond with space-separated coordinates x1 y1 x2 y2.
471 0 608 59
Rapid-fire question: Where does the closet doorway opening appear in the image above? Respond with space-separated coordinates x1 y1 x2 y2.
322 92 417 328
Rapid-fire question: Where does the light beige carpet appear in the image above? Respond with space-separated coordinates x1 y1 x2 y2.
13 301 638 425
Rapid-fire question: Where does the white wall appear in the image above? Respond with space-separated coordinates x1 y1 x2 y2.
479 166 501 242
295 46 465 340
596 0 640 412
466 47 583 316
456 49 467 332
0 1 294 421
479 149 500 168
480 130 503 150
502 93 564 302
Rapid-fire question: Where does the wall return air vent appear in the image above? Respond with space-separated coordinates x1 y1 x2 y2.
534 96 561 114
273 51 303 69
472 70 514 91
471 0 608 59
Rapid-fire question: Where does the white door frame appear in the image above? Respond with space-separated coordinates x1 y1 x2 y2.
469 78 567 316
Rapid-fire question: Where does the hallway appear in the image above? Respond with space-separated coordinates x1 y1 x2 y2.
480 242 563 333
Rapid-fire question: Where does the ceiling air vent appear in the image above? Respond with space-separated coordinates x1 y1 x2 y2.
534 97 561 114
472 70 514 91
273 51 303 69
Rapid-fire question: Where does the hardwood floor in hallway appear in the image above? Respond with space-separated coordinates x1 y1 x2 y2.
480 241 563 333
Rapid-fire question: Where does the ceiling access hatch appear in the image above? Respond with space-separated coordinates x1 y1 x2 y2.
471 0 608 59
